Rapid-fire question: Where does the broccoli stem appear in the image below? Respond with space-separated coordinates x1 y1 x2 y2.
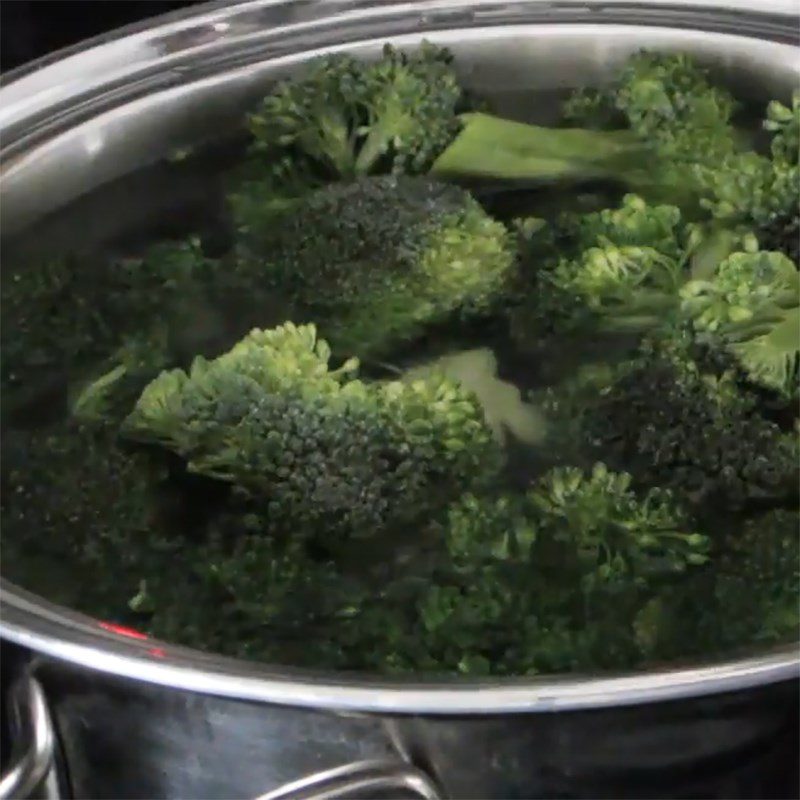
355 121 394 175
314 112 357 177
430 112 650 183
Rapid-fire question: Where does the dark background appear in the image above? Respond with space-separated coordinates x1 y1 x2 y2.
1 1 206 73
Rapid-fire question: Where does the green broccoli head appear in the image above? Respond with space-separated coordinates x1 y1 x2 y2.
248 42 463 180
685 94 800 262
141 520 357 666
123 323 502 540
511 195 689 345
410 462 706 675
681 249 799 396
564 50 737 158
693 150 800 262
235 175 516 358
529 463 709 585
2 238 217 428
765 91 800 165
559 328 799 508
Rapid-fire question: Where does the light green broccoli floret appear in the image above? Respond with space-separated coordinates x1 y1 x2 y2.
681 249 799 396
123 322 502 540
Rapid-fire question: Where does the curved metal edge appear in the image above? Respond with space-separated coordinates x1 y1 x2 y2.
254 759 442 800
2 581 798 715
1 1 798 129
0 674 58 800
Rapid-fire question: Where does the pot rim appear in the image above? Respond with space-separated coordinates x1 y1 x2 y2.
1 0 798 713
3 579 798 714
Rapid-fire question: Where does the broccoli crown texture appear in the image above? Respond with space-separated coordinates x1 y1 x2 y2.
401 462 707 675
712 510 800 647
248 42 463 179
1 423 165 619
235 175 515 357
681 249 799 396
512 191 797 398
123 322 502 539
563 51 737 169
510 194 691 345
2 240 217 427
563 53 799 259
550 328 799 508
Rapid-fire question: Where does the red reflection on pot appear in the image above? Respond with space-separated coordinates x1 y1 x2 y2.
98 620 149 640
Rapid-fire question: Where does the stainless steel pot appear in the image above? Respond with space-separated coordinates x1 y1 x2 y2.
1 2 798 798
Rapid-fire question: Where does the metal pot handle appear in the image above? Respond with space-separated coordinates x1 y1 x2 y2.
0 675 61 800
253 759 442 800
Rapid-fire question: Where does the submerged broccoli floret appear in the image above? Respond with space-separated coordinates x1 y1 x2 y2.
529 463 709 583
0 422 166 619
1 255 119 414
406 463 707 675
546 327 799 509
636 509 800 661
234 175 515 357
508 194 713 358
123 323 502 540
2 239 217 426
713 509 800 648
245 42 649 187
141 520 358 666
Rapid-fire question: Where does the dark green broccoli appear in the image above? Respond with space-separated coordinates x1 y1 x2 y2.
2 239 217 426
694 93 799 261
122 322 503 541
245 43 649 187
544 327 799 509
1 255 119 418
141 518 358 666
234 175 516 358
407 463 707 675
511 195 690 344
0 422 168 620
635 509 800 661
510 193 796 397
712 509 800 649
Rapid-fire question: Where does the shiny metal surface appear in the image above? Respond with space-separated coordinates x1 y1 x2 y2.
20 656 800 799
1 2 799 797
254 759 442 799
2 581 799 714
0 675 59 800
